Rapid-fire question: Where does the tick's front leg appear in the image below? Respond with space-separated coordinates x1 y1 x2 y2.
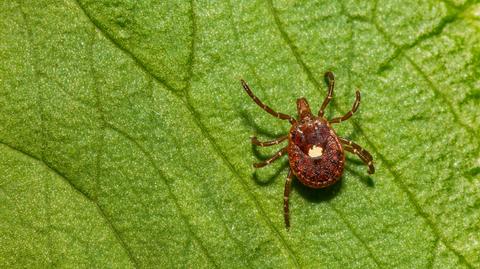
241 80 295 123
318 71 335 117
330 91 361 124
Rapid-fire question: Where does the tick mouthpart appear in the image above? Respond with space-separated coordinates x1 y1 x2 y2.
296 98 313 120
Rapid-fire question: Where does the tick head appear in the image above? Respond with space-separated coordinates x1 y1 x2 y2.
296 98 313 121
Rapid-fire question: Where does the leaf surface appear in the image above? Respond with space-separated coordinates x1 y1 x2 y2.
1 0 479 268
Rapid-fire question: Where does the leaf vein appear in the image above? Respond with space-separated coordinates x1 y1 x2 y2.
68 9 215 265
329 204 383 267
427 239 440 269
188 1 300 266
371 18 477 139
17 4 54 266
73 0 178 92
375 2 471 72
184 2 253 267
357 135 474 268
103 123 218 268
0 141 139 268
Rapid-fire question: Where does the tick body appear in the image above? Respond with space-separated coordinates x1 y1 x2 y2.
242 71 374 228
288 114 345 188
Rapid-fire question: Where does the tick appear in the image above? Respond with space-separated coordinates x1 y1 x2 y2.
241 71 375 228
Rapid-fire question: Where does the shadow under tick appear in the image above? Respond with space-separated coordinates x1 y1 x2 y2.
253 161 289 186
294 177 342 203
239 110 286 139
346 166 375 188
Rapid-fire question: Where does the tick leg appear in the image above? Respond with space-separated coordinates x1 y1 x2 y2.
241 80 295 124
284 169 293 229
339 137 375 174
330 91 361 124
253 147 287 168
318 71 335 117
251 135 288 147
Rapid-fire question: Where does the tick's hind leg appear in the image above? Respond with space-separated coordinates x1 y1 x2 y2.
284 169 293 229
241 80 295 123
253 147 287 168
251 135 288 147
318 71 335 117
330 91 361 124
339 137 375 174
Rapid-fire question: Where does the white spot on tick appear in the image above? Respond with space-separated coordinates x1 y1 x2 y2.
308 145 323 159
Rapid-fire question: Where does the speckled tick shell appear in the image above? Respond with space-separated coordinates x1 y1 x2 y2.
287 117 345 188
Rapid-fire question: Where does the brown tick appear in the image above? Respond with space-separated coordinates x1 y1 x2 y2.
241 71 375 228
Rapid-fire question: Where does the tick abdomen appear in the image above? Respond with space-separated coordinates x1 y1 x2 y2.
287 118 345 188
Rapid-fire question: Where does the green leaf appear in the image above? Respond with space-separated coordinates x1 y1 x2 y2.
1 0 479 267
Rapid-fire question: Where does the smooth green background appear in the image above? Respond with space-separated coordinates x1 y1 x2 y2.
1 0 479 268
